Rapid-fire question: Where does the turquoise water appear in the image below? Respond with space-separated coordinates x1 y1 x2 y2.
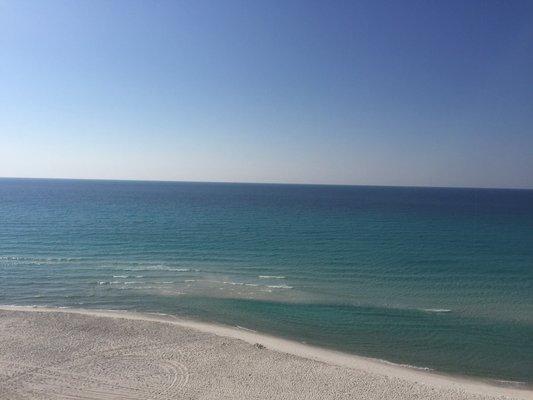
1 178 532 383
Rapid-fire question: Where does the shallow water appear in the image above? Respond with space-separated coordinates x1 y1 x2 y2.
1 178 532 382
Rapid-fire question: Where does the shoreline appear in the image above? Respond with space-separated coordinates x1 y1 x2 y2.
1 305 531 399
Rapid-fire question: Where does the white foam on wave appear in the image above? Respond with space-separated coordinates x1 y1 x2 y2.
127 286 157 290
0 256 80 263
267 285 293 289
380 359 433 371
124 265 192 272
221 281 262 288
422 308 452 313
163 268 190 272
258 275 285 279
102 308 128 313
235 325 257 333
491 379 527 387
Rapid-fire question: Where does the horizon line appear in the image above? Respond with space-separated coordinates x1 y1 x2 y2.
1 176 532 191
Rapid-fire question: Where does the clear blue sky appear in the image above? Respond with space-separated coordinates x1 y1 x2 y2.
1 0 532 188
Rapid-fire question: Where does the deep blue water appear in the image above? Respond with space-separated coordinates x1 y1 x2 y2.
1 178 532 383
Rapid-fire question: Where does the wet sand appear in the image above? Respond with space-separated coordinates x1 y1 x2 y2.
0 306 531 400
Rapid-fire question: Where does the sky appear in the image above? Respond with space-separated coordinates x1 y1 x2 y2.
1 0 532 188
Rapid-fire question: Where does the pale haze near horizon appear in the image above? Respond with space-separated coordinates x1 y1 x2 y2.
1 1 532 189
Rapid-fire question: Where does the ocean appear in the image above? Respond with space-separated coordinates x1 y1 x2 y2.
1 178 532 383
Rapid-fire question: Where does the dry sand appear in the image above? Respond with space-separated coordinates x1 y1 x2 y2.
0 306 531 400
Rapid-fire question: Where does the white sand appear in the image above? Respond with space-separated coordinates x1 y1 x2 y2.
0 306 531 400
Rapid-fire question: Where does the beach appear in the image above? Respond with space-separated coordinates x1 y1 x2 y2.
2 181 533 383
0 306 531 400
3 0 533 397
